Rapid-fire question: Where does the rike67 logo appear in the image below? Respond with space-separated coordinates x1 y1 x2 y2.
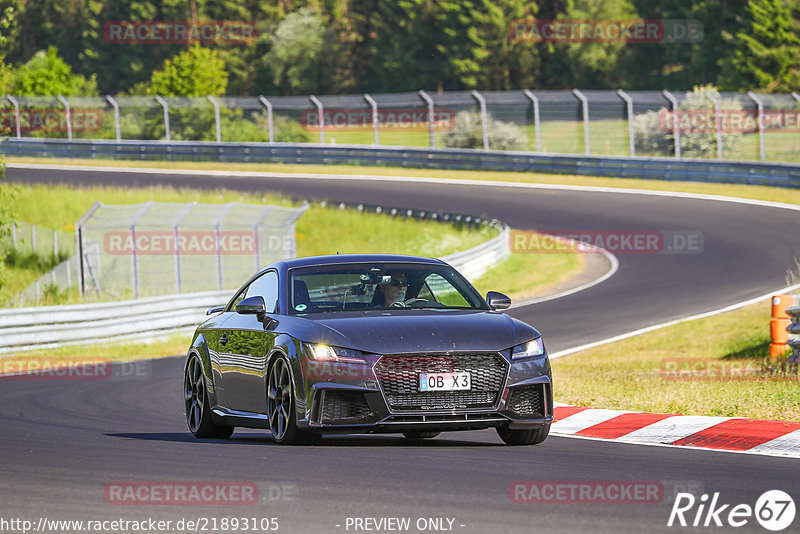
668 490 795 531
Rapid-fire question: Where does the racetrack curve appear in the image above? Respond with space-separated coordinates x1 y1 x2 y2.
2 165 799 533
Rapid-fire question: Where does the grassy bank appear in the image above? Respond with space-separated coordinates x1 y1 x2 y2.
1 182 503 305
8 156 800 207
551 299 800 421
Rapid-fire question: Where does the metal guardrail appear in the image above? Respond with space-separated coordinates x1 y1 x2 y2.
0 290 231 354
788 305 800 362
0 218 510 354
3 138 800 188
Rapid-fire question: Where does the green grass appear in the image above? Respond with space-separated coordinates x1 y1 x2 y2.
551 299 800 421
471 249 583 301
2 182 584 310
0 332 191 368
9 156 800 207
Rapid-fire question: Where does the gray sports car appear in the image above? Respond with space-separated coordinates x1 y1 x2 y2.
184 254 553 445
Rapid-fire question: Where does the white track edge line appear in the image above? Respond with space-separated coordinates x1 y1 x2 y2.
550 432 800 459
549 283 800 359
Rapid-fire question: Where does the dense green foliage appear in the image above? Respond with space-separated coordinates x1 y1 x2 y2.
0 0 797 95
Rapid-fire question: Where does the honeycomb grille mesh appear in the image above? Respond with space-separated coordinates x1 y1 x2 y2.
506 384 545 418
374 353 508 411
320 390 374 424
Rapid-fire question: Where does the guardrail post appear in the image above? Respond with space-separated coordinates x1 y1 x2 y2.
572 89 590 155
105 95 121 141
6 95 20 139
154 96 170 141
309 95 325 143
705 91 723 159
207 95 222 143
523 89 542 152
258 96 274 143
617 89 635 156
418 90 435 148
471 90 489 150
363 93 380 145
662 90 681 159
56 95 73 140
746 91 766 161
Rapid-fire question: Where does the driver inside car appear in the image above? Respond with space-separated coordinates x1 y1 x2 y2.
373 272 409 307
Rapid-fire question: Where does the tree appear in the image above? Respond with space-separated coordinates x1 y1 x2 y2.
263 7 331 95
145 45 227 96
719 0 800 91
9 46 97 95
547 0 638 88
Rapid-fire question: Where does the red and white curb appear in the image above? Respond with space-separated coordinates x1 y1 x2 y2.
552 404 800 458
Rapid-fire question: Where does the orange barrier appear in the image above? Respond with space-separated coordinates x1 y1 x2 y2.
770 295 794 358
772 294 794 319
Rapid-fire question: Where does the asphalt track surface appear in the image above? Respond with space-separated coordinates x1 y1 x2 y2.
2 165 800 533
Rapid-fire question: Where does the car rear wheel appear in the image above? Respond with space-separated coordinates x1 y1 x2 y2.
184 355 234 439
267 356 320 445
402 431 441 440
496 423 550 445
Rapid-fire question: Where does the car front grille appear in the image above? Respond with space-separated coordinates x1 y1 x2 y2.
373 353 508 412
506 384 546 418
319 390 375 424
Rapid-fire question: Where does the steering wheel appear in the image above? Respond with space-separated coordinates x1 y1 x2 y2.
391 298 434 308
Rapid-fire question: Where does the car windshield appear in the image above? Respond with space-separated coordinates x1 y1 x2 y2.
288 262 488 314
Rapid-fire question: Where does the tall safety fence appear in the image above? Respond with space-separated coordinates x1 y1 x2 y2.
4 89 800 163
74 201 307 300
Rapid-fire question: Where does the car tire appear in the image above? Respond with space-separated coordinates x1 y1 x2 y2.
267 356 320 445
184 355 234 439
496 423 550 446
402 431 441 440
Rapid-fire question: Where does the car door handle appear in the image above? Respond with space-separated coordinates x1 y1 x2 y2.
220 334 228 346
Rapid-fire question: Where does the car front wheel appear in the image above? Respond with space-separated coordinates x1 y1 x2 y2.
184 355 234 439
267 356 319 445
496 423 550 445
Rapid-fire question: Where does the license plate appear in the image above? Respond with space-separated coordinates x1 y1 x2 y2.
419 372 471 392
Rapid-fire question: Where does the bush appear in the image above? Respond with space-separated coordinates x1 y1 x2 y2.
634 85 744 158
442 110 527 151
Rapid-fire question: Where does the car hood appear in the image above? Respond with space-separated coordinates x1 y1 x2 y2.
280 309 541 354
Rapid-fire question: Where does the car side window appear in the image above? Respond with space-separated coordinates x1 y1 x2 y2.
244 270 279 313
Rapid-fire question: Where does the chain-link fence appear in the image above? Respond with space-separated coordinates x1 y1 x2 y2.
5 89 800 163
69 201 307 300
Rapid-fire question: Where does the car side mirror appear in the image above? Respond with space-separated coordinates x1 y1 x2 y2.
236 295 267 316
486 291 511 311
235 295 277 329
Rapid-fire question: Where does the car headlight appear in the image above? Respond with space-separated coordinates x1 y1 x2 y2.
304 343 368 364
511 337 546 360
